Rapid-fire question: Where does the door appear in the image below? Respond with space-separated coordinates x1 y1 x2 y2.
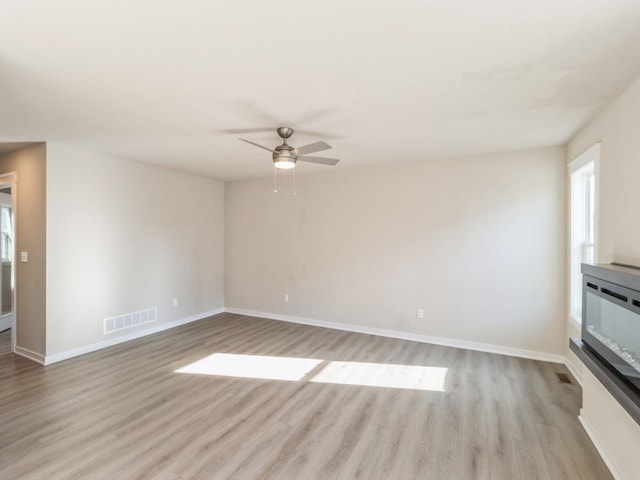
0 191 13 332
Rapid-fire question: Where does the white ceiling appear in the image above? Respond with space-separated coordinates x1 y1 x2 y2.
1 1 640 181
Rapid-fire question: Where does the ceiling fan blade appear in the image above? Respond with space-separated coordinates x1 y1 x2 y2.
223 127 276 134
295 108 340 124
298 156 340 166
239 138 275 153
295 141 332 156
233 100 281 124
294 130 344 140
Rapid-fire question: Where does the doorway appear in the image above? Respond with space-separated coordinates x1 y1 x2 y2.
0 175 16 355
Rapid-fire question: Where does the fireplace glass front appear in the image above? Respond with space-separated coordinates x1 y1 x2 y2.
583 276 640 390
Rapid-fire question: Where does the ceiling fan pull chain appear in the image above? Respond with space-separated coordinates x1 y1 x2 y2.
293 166 296 196
273 165 278 193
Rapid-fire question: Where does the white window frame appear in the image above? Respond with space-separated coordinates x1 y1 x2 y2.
568 143 600 327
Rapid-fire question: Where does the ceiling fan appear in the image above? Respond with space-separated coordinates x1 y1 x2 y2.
239 127 340 169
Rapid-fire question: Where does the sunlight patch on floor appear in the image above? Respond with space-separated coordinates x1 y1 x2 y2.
310 361 447 391
175 353 323 381
175 353 447 391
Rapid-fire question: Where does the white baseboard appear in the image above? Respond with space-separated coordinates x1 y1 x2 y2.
44 308 224 365
565 353 584 386
36 306 567 366
15 345 46 365
224 307 566 363
579 413 625 480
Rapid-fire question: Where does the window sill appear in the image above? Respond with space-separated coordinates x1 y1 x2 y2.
569 315 582 332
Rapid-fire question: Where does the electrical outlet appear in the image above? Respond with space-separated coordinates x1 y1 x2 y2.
284 294 289 303
172 298 178 307
417 308 424 319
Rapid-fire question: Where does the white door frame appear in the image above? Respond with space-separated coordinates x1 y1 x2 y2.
0 191 13 332
0 173 18 353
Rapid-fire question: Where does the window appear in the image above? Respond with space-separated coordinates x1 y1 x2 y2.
569 143 599 323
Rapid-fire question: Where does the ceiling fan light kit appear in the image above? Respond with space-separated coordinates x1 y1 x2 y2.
272 143 297 170
273 159 296 169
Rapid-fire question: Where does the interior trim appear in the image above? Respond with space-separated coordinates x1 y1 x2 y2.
44 307 225 365
14 345 46 365
579 412 626 480
225 307 566 363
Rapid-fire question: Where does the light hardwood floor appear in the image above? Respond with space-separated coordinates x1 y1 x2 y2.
0 313 612 479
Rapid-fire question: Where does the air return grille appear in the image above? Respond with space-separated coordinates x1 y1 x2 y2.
103 308 157 334
555 372 573 385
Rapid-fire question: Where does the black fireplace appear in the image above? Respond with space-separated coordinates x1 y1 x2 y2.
581 263 640 391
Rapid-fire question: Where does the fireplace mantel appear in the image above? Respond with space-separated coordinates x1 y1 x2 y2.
582 262 640 291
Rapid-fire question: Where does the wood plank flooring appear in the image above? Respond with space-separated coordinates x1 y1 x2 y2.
0 313 612 479
0 328 10 356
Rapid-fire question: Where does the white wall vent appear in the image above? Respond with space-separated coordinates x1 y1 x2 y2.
104 308 157 334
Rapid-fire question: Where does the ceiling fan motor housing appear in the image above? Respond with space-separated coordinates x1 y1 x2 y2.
273 144 297 165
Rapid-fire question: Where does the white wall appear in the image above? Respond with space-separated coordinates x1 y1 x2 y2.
226 147 566 357
568 75 640 267
45 144 225 357
580 369 640 480
566 74 640 479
